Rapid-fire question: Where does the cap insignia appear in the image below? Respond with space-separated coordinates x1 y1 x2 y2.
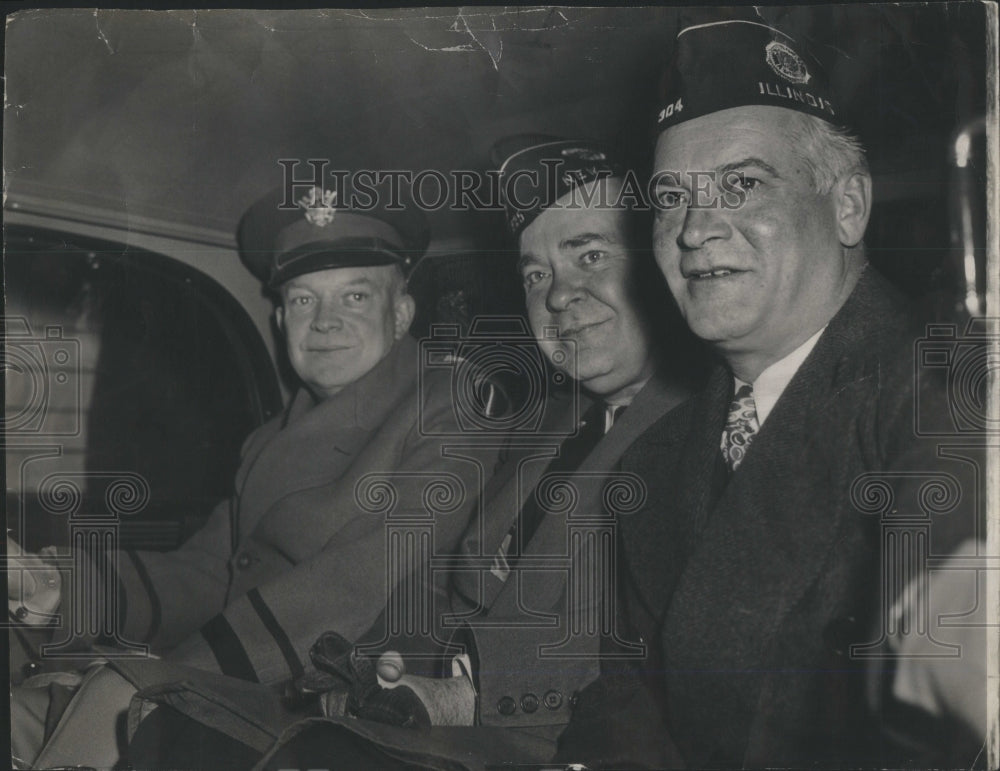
297 186 339 227
764 41 811 85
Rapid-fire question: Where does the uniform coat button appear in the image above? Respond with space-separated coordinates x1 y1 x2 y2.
520 693 539 713
497 696 516 715
235 552 253 569
543 690 563 710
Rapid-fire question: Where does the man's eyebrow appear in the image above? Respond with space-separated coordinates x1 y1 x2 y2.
560 232 614 250
516 253 538 273
341 276 375 288
717 157 782 178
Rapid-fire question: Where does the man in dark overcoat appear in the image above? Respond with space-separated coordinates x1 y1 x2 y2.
555 17 986 769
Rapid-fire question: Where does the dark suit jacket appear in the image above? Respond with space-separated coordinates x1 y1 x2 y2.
557 269 978 768
454 377 688 730
354 375 689 764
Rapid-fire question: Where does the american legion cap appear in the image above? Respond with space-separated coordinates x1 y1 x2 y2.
654 18 840 134
238 174 430 289
492 135 626 240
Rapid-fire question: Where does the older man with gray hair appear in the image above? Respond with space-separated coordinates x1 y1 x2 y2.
556 16 985 769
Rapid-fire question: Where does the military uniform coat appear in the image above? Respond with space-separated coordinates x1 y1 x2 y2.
102 335 488 685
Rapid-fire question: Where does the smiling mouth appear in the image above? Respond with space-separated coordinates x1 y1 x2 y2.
306 345 352 352
561 319 611 338
686 268 744 280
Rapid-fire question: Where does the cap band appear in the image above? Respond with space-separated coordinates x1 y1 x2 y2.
273 212 405 263
269 237 409 287
497 139 624 239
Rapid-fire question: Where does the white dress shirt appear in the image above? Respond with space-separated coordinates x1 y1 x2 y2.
734 326 827 427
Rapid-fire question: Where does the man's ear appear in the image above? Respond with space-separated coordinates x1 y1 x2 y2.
393 293 416 339
834 171 871 248
275 304 285 333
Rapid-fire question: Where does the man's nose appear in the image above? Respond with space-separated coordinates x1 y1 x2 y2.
678 203 732 250
310 299 343 332
545 269 587 313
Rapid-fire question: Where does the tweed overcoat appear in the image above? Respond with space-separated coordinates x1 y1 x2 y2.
557 269 978 768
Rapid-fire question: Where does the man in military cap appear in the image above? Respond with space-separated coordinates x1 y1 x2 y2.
556 15 985 769
9 175 494 768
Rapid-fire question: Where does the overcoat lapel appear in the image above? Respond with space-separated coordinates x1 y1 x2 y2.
621 365 730 623
450 394 590 611
235 336 419 541
660 343 842 748
454 394 590 573
491 377 690 615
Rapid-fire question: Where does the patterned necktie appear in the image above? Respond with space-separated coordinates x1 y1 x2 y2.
721 383 759 471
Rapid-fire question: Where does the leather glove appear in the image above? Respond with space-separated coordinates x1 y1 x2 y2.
306 631 430 729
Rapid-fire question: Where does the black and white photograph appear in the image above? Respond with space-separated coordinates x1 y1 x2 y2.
3 4 997 769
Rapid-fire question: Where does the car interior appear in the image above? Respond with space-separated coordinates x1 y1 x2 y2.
3 5 990 556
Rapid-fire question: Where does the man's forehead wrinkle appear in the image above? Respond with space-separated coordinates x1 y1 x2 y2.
658 116 778 163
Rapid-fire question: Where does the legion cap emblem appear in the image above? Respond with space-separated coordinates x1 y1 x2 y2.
297 186 338 227
764 41 811 85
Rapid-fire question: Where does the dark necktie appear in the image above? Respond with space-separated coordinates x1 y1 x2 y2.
497 400 608 574
720 383 759 471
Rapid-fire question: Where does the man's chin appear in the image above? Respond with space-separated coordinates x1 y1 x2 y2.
302 369 359 401
576 367 626 398
683 316 752 349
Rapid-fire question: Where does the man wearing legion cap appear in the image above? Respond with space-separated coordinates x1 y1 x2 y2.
9 176 495 768
345 136 695 758
556 14 983 769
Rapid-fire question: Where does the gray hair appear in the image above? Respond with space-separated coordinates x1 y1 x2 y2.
788 113 869 194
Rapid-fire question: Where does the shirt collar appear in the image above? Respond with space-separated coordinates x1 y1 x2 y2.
604 403 627 434
735 325 826 427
